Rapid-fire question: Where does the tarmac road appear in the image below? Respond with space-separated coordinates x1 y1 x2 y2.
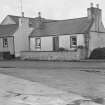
0 60 105 98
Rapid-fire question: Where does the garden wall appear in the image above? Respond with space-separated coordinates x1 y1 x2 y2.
21 49 86 61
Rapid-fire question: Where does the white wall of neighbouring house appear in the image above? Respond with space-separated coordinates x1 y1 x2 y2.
59 34 85 50
88 14 105 57
89 32 105 56
30 36 53 51
0 37 14 55
13 18 33 57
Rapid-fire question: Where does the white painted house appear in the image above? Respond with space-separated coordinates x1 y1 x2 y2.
22 3 105 60
0 14 34 58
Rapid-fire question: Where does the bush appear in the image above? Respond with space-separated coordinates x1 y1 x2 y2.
89 47 105 59
92 98 104 104
77 45 84 49
58 47 67 51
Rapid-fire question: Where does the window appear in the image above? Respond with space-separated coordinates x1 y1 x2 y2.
29 23 33 27
70 36 77 48
35 38 41 48
3 37 8 48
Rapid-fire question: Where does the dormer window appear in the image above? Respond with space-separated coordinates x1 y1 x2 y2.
3 37 8 48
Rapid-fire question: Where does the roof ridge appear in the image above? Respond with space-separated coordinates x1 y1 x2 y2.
44 17 89 23
8 15 34 19
7 15 90 25
8 15 88 22
8 15 58 22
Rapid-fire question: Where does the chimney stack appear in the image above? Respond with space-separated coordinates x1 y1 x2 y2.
87 3 101 19
36 12 43 29
87 3 102 32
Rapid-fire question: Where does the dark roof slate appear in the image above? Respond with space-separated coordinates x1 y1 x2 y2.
0 15 93 37
0 15 57 37
30 17 93 37
0 24 18 36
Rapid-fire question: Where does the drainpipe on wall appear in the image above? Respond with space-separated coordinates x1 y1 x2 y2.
28 36 30 51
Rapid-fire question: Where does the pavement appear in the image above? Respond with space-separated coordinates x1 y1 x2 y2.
0 60 105 69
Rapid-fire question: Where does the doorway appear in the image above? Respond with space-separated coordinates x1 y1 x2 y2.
53 36 59 51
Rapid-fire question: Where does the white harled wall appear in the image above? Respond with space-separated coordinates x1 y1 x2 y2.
13 18 33 57
59 34 85 50
30 36 53 51
89 32 105 56
30 34 85 51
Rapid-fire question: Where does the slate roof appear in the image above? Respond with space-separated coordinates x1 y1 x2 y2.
0 15 93 37
30 17 93 37
0 24 18 36
0 15 57 36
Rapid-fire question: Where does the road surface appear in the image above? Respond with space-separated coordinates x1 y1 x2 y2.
0 60 105 98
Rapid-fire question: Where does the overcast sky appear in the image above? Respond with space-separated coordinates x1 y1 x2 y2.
0 0 105 25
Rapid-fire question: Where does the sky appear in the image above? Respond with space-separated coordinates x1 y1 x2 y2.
0 0 105 25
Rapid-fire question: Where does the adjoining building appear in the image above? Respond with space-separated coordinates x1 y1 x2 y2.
0 14 33 59
0 13 57 59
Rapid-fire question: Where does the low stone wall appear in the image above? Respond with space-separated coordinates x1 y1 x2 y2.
21 50 85 61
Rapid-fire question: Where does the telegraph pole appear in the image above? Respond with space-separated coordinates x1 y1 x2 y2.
20 0 23 13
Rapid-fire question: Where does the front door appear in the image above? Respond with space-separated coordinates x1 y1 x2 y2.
53 36 59 51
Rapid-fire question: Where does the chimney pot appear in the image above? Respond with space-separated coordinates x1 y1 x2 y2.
38 12 41 18
91 2 93 7
22 12 24 17
96 4 99 8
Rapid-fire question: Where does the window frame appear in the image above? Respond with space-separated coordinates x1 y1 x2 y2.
70 36 77 48
3 37 8 48
35 37 41 48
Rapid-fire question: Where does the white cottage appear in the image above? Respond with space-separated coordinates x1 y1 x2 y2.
1 3 105 60
24 3 105 60
0 14 34 58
